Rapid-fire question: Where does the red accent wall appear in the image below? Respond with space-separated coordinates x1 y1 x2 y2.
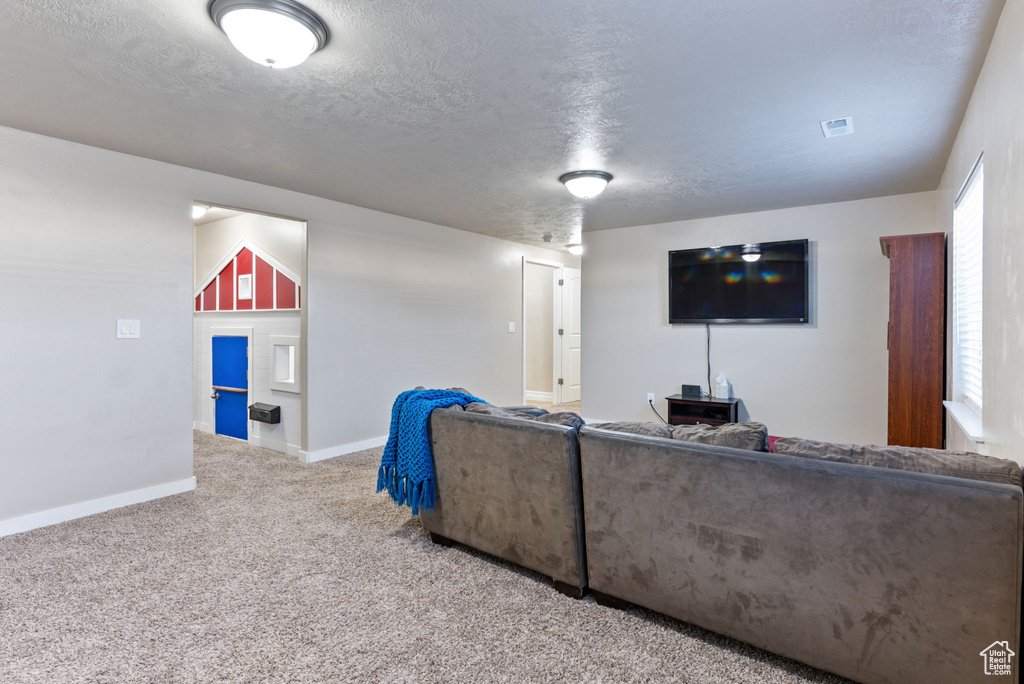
255 256 275 310
218 260 234 310
236 248 253 311
203 281 217 311
276 271 296 309
196 245 300 313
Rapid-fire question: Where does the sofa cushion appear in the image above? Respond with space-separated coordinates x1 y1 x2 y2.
464 402 584 428
464 402 529 419
500 405 551 418
592 421 672 439
671 422 769 452
773 437 1022 488
535 412 585 429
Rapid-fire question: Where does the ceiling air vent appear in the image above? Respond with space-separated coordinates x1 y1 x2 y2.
820 116 854 138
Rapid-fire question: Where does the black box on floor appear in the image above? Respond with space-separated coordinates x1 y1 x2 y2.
680 384 702 397
248 403 281 424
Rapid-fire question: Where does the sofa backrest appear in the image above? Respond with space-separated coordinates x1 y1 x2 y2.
579 426 1022 684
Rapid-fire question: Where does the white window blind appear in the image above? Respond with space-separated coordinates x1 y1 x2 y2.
952 158 983 413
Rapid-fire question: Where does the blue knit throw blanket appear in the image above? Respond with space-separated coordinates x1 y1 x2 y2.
376 389 483 514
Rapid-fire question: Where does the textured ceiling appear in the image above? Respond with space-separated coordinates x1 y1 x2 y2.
0 0 1006 247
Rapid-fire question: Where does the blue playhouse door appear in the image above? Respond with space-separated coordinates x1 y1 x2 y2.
212 336 249 440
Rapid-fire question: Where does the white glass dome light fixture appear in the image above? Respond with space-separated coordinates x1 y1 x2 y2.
559 170 613 199
192 204 210 220
741 244 762 262
210 0 329 69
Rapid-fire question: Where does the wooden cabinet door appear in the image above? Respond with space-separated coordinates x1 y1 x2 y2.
880 233 945 448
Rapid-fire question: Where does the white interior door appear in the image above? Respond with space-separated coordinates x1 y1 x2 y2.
522 261 559 404
559 267 582 403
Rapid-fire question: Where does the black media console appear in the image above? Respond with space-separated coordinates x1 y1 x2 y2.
664 394 740 426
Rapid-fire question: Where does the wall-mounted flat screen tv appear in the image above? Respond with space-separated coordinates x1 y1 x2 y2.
669 239 809 324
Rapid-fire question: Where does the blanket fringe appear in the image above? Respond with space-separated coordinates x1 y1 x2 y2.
377 464 434 515
408 478 434 516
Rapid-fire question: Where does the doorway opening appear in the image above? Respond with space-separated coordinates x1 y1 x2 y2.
193 204 307 458
522 258 582 413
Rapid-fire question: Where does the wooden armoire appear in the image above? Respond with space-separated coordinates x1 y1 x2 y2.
879 233 946 448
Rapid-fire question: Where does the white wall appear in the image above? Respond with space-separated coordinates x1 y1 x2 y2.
0 124 578 530
306 216 579 458
524 262 555 397
937 0 1024 463
582 192 937 443
0 128 195 526
194 212 305 288
194 312 302 456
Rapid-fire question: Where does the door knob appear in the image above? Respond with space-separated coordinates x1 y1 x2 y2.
211 392 220 400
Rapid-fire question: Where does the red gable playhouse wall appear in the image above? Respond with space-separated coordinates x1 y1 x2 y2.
195 247 300 312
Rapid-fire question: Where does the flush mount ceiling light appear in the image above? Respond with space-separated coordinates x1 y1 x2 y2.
192 204 210 220
210 0 329 69
566 243 584 256
559 170 613 199
741 244 761 262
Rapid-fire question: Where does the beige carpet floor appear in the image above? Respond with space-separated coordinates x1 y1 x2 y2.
525 400 582 414
0 432 848 683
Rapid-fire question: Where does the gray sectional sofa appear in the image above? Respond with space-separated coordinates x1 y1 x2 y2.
415 404 1022 683
580 426 1023 684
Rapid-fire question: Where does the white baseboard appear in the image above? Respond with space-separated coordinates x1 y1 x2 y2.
302 435 387 464
193 421 212 433
0 477 197 538
249 435 302 458
524 391 554 403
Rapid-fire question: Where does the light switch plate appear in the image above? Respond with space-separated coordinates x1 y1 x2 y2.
508 322 515 333
117 319 140 339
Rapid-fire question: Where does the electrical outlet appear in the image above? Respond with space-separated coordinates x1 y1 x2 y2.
647 393 655 404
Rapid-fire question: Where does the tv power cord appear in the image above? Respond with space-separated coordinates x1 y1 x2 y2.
649 398 668 424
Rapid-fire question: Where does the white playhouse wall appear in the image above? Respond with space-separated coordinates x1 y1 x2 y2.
194 311 302 456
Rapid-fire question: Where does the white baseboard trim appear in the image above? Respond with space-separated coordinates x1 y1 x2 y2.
302 435 388 464
249 436 302 458
525 391 554 403
193 421 212 433
0 477 197 538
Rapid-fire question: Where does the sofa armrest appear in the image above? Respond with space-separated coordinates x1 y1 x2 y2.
422 409 586 590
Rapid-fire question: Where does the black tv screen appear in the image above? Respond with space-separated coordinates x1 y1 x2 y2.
669 239 809 324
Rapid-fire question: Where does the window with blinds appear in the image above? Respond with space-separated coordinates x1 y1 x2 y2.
952 158 983 413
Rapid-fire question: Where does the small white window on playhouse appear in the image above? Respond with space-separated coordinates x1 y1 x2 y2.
269 335 301 393
237 273 253 300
